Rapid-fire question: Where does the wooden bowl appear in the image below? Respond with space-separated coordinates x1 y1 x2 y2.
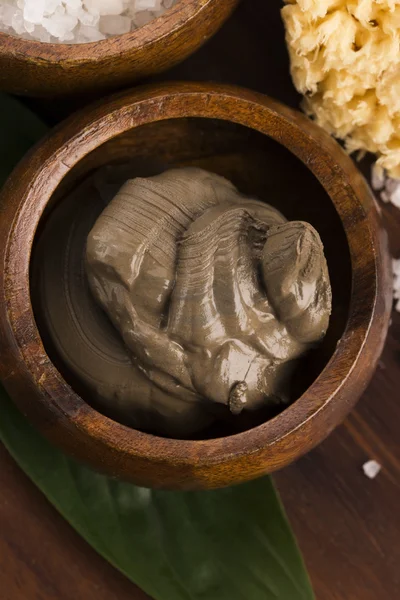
0 0 238 98
0 83 392 490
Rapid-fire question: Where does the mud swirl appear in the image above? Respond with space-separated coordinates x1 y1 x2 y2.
82 168 332 435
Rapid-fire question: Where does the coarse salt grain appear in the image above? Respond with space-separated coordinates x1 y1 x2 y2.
99 14 131 35
371 163 400 208
136 0 162 10
23 0 46 24
370 164 400 312
0 0 178 44
362 460 382 480
393 258 400 313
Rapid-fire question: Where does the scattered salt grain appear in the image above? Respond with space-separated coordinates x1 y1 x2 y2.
393 259 400 313
371 163 385 192
370 164 400 312
0 0 178 44
362 460 382 480
371 163 400 209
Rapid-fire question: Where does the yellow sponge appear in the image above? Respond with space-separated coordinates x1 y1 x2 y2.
282 0 400 177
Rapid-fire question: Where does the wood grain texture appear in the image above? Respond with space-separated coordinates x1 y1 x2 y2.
0 443 150 600
276 313 400 600
1 0 399 597
0 0 239 97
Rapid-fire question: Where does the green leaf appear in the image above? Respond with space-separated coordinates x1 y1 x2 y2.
0 388 314 600
0 93 314 600
0 94 47 187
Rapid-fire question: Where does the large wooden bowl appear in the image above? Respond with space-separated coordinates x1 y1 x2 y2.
0 0 238 97
0 83 392 490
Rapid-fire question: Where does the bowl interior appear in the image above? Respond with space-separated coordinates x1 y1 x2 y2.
30 117 352 439
0 0 187 49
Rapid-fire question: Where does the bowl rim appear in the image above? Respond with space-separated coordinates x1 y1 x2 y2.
0 0 207 56
0 82 389 474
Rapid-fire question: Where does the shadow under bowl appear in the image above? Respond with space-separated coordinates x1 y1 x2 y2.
0 82 392 490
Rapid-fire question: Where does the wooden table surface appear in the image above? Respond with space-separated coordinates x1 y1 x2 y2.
2 1 400 599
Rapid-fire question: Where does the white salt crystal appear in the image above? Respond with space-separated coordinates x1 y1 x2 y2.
1 6 11 27
370 165 400 311
78 10 100 27
23 0 46 25
1 5 17 28
44 0 63 16
99 15 131 35
136 0 161 10
133 10 154 27
33 23 52 42
85 0 124 16
42 13 78 39
11 11 26 34
393 258 400 278
0 0 178 43
371 163 385 192
389 185 400 208
393 259 400 312
22 19 35 34
371 162 400 208
362 460 382 479
78 23 105 41
380 191 390 203
67 0 81 9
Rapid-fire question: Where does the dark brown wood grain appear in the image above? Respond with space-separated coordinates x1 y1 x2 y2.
276 311 400 600
1 0 399 598
0 443 150 600
0 0 239 97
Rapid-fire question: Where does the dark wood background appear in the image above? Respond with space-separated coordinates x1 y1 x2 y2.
1 1 400 599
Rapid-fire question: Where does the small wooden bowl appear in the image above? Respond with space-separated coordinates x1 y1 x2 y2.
0 0 238 97
0 83 392 490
